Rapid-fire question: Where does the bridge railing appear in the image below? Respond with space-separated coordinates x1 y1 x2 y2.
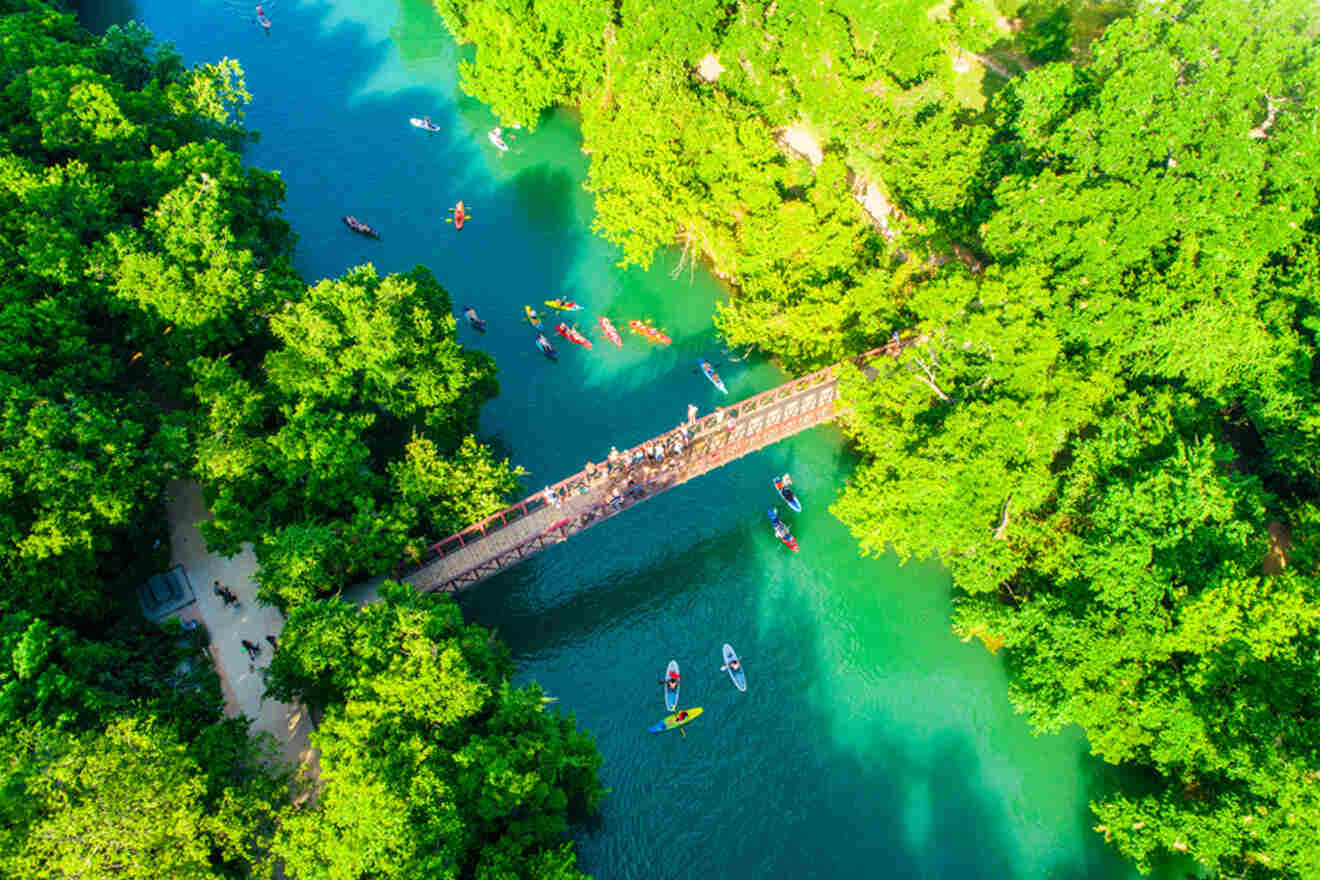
395 344 894 577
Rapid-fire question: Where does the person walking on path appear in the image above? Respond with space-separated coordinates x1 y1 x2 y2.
265 635 279 651
241 638 261 660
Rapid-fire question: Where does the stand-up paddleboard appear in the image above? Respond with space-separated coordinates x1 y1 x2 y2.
664 660 680 711
773 474 802 513
488 127 509 151
722 643 747 692
410 117 442 132
649 707 703 733
699 359 728 394
599 316 623 348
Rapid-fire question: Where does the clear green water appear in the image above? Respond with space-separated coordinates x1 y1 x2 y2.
87 0 1152 875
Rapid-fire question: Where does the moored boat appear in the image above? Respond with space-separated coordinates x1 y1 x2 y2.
342 215 380 238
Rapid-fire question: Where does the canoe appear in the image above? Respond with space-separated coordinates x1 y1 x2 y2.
628 320 672 345
524 305 543 330
649 706 703 734
555 322 593 350
767 507 799 553
342 216 380 239
664 660 679 711
410 117 442 132
535 334 557 360
699 359 728 394
545 298 583 311
488 128 509 151
722 643 747 692
773 475 802 513
452 201 467 230
599 317 623 348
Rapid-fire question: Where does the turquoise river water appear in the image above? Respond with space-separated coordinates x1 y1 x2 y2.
81 0 1161 876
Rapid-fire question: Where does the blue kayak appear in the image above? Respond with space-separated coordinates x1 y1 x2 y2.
699 359 728 394
722 643 747 692
773 474 802 513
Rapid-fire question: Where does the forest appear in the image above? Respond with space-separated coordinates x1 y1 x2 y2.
435 0 1320 876
0 2 602 878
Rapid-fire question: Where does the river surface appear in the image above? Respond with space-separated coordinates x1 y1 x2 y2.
84 1 1151 876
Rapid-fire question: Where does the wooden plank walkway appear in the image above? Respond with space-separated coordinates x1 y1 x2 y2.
381 346 892 596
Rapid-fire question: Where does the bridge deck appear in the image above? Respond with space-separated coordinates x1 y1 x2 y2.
382 348 892 596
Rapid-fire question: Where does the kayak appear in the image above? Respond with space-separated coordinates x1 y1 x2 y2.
664 660 679 711
342 216 380 239
545 298 583 311
599 317 623 348
524 305 543 330
463 306 487 332
535 334 557 360
649 706 703 734
767 507 799 553
628 319 672 345
722 643 747 692
452 201 467 230
488 127 509 152
410 117 442 132
556 323 593 350
699 359 728 394
773 474 802 512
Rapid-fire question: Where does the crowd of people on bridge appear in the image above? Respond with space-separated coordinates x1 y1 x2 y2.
540 404 741 527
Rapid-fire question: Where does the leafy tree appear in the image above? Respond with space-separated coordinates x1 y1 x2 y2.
0 718 285 880
268 583 603 880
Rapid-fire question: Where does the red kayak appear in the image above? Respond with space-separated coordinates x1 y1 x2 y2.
452 201 467 230
555 322 593 350
599 317 623 348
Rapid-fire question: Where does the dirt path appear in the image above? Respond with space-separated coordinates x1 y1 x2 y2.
166 479 319 790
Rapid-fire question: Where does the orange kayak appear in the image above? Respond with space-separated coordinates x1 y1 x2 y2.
628 320 671 345
452 201 467 230
599 317 623 348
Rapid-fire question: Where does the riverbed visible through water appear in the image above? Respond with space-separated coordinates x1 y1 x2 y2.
82 0 1153 876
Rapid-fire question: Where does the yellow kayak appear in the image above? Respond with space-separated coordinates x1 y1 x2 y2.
648 706 703 733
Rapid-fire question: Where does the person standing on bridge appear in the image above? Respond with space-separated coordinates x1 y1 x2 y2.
687 403 698 424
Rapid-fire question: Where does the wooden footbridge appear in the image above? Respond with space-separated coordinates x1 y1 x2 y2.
384 344 895 596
